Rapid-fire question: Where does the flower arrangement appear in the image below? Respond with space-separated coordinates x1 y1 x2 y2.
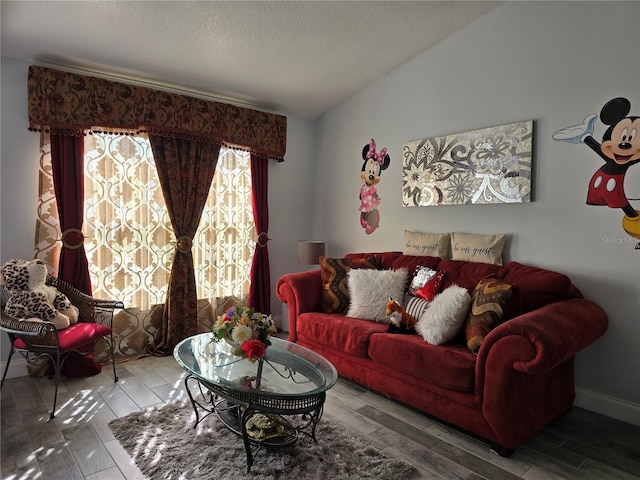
212 303 277 362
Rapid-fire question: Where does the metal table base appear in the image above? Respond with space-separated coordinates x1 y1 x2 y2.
184 373 326 471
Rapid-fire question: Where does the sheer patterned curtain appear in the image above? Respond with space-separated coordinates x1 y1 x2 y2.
83 133 173 308
83 133 254 308
35 133 62 271
194 148 255 299
36 132 255 358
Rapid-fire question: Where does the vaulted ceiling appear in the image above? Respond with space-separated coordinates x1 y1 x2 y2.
1 1 499 119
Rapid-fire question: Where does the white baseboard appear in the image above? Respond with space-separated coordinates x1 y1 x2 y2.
0 356 28 380
575 386 640 426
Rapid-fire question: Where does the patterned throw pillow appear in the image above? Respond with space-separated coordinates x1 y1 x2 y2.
464 277 513 354
414 269 445 301
320 256 381 313
403 294 430 321
409 265 436 294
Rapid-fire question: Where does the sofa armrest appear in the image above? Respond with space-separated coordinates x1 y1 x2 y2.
474 298 608 448
478 298 608 376
276 270 323 342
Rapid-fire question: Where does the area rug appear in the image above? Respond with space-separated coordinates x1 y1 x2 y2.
108 400 419 480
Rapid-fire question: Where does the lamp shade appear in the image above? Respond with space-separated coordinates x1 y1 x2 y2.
298 240 325 265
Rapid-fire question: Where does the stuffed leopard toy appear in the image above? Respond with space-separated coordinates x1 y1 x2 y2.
0 259 79 330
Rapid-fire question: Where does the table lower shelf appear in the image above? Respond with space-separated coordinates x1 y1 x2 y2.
215 400 299 447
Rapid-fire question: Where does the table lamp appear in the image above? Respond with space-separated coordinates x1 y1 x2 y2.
298 240 325 268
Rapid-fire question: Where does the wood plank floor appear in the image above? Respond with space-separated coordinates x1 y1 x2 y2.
1 353 639 480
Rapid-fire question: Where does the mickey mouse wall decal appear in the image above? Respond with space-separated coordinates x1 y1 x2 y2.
553 97 640 246
359 139 390 234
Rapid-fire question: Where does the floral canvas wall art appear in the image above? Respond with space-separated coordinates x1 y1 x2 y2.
402 121 533 206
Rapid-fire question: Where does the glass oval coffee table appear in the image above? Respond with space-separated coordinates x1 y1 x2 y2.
174 333 338 471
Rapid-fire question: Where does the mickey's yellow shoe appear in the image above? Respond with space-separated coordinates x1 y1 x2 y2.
622 211 640 240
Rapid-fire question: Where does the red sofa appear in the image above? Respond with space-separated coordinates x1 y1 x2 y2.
276 252 608 455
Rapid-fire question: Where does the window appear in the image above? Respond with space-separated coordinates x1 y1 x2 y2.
37 133 255 311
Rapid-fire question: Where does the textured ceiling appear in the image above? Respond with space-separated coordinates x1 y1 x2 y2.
1 1 499 119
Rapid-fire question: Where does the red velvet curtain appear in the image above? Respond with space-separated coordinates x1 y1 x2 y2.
50 134 92 295
148 135 220 355
248 154 271 314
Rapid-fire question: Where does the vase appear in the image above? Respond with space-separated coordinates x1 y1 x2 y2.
223 336 241 355
223 336 239 348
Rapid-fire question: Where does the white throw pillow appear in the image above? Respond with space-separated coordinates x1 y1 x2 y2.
347 268 408 322
416 284 471 345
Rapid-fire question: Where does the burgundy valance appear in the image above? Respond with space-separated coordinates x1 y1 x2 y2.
27 65 287 161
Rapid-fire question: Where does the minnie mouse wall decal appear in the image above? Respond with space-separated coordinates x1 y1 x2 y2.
359 139 390 234
553 97 640 247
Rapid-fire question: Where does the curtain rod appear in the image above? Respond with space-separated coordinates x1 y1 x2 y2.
33 60 270 113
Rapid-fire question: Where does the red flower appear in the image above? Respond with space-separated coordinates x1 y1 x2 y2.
241 339 266 360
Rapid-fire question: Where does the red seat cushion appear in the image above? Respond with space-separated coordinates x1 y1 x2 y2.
14 322 112 352
296 312 388 358
368 333 477 392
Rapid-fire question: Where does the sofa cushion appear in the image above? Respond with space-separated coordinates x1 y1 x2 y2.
347 268 408 322
346 251 400 265
438 259 505 291
296 312 388 358
503 261 580 312
14 322 112 352
319 255 381 313
368 333 476 392
464 277 514 354
383 254 441 275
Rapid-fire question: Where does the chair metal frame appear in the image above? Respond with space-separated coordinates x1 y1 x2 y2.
0 275 124 419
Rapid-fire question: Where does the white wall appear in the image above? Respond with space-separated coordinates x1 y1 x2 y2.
0 57 41 377
1 59 40 262
268 114 317 312
312 1 640 424
0 56 317 375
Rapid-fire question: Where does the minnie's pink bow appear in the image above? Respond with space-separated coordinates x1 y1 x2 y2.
366 139 387 164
